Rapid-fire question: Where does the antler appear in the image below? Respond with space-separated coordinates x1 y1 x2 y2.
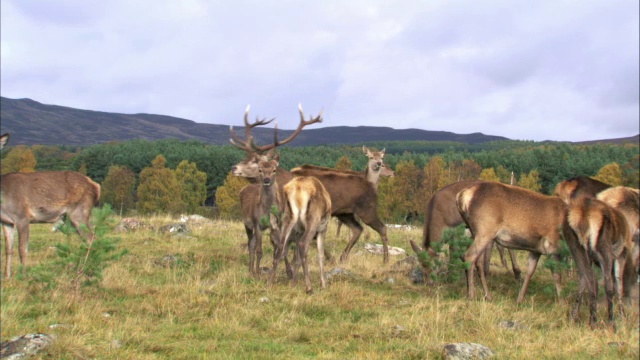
250 103 323 152
229 105 275 152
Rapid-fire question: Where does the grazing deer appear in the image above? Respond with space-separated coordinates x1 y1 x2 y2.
231 105 322 275
0 133 101 279
456 182 571 303
271 176 332 293
410 180 521 284
563 195 632 329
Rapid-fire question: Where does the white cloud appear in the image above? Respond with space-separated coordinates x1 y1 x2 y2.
1 0 638 141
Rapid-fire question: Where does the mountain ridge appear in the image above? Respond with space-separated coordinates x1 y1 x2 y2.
1 97 637 147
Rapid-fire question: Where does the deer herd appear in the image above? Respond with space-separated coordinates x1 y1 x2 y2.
1 105 639 330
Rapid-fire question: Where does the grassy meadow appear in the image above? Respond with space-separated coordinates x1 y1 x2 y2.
1 216 639 359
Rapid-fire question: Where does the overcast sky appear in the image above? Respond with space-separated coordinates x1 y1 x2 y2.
1 1 638 142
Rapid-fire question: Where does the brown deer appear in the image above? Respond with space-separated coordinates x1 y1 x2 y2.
0 133 101 279
271 176 332 293
410 180 521 284
335 163 395 240
456 182 571 303
231 105 323 275
553 176 612 203
563 195 632 329
597 187 640 287
290 165 391 263
554 177 638 299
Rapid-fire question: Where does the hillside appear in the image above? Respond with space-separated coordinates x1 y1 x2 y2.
1 97 637 147
0 97 509 146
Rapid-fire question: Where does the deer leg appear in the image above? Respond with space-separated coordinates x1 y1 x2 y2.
317 228 327 289
338 214 363 263
613 255 627 319
253 230 263 277
496 243 508 268
271 221 295 284
3 224 16 279
464 237 489 300
516 252 541 304
508 249 522 281
482 242 493 278
364 217 389 264
299 228 314 294
595 252 616 327
476 247 492 301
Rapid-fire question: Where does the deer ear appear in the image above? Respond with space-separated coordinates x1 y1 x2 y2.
271 151 280 162
363 145 369 155
380 148 385 157
271 160 279 168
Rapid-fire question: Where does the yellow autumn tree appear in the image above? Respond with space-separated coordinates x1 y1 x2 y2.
1 145 36 174
593 162 623 186
101 165 136 216
216 172 250 219
378 160 421 223
137 155 184 215
335 156 353 171
479 168 500 182
175 160 208 213
517 170 542 192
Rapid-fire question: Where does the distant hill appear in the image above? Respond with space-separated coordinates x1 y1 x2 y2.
0 97 636 147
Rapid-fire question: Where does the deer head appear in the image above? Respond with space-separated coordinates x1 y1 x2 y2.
230 104 323 179
257 160 279 186
363 146 385 172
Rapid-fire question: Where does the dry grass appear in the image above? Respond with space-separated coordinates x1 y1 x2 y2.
1 217 638 359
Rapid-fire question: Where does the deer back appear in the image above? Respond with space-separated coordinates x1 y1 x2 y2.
457 182 568 252
290 167 377 215
553 176 611 203
1 171 100 223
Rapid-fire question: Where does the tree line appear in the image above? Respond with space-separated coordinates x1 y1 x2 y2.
1 138 637 222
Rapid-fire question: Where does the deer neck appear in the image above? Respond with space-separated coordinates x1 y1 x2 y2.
364 164 382 190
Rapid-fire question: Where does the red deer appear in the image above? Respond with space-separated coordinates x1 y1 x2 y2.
410 180 521 283
271 176 332 293
290 165 391 263
456 182 570 303
230 106 322 275
0 133 101 279
597 187 640 286
564 196 632 329
335 163 395 239
553 176 611 203
554 178 638 299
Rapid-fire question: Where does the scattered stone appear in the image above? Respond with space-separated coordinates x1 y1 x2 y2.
156 254 180 268
387 278 396 284
442 342 494 360
392 325 405 336
498 320 528 331
160 223 189 234
179 214 212 226
411 267 425 284
48 324 72 329
259 297 270 303
0 334 56 359
387 224 416 231
364 243 406 256
110 340 123 349
326 267 350 279
114 218 152 233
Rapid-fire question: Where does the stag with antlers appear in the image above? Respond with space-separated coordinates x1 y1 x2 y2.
231 105 323 276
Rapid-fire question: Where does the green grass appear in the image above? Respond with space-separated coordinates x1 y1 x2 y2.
1 217 638 359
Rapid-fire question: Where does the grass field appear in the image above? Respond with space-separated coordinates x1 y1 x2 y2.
1 216 638 359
